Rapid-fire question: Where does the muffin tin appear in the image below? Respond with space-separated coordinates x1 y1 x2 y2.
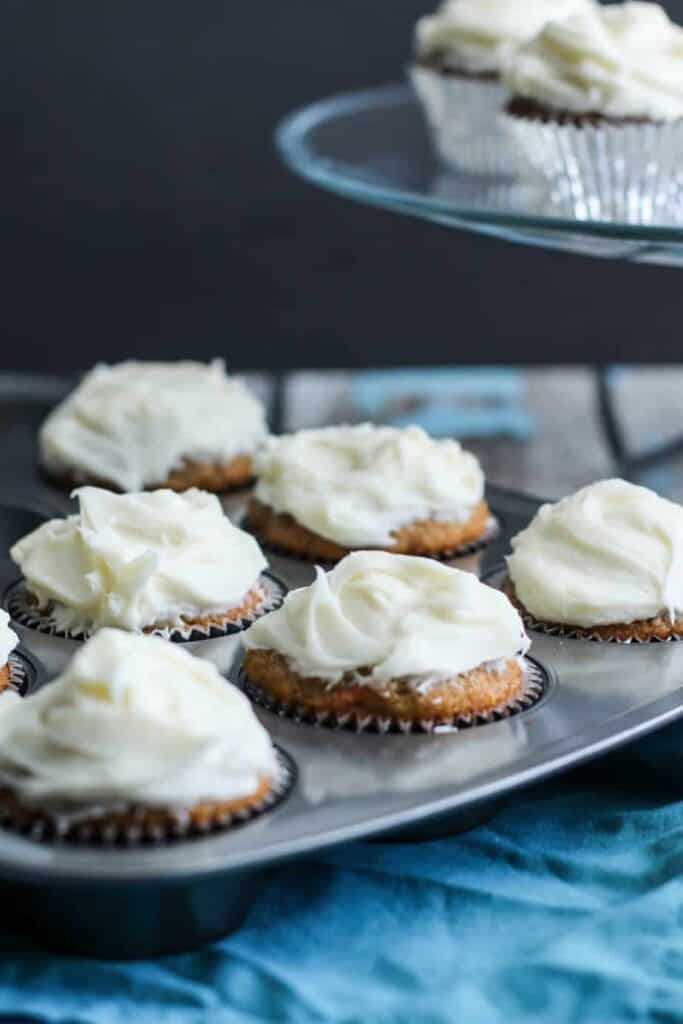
2 379 683 958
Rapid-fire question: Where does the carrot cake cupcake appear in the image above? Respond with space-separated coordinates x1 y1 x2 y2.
9 486 275 638
39 359 267 493
501 4 683 219
506 478 683 640
411 0 590 173
0 628 284 841
0 612 19 695
243 550 531 728
248 423 491 561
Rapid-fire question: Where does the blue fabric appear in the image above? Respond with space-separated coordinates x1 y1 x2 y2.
351 368 535 439
2 723 683 1023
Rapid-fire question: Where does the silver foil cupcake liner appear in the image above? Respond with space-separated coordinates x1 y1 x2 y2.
501 114 683 224
0 748 296 846
244 515 499 569
237 656 546 735
4 572 287 645
410 65 519 177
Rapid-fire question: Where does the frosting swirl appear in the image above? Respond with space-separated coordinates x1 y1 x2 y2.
0 611 18 668
244 551 528 684
40 360 268 492
503 4 683 120
0 629 277 808
10 487 267 634
254 424 485 548
507 478 683 627
415 0 592 75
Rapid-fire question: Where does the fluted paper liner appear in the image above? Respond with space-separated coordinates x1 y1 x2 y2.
501 113 683 224
490 570 683 644
244 515 500 569
238 657 546 735
0 748 295 846
3 650 37 697
4 572 287 645
513 604 683 644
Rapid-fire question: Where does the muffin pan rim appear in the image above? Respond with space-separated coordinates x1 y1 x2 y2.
0 429 681 888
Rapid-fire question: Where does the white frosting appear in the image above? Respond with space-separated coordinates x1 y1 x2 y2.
507 478 683 628
0 611 18 669
39 360 268 492
415 0 592 74
244 551 528 685
503 4 683 120
254 424 485 548
10 487 267 634
0 629 277 808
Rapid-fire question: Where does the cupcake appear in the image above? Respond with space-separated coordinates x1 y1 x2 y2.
9 486 277 639
501 3 683 221
410 0 590 174
0 611 19 695
247 423 491 562
39 359 267 493
0 628 285 842
242 550 531 729
506 478 683 641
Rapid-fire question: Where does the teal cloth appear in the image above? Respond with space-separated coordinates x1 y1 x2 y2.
2 721 683 1024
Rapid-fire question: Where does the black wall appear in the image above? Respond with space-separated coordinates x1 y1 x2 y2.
2 0 682 371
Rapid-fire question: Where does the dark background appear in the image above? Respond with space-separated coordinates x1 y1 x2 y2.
2 0 681 372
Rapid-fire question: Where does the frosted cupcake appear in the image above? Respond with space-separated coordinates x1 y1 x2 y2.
248 424 491 562
411 0 590 174
9 486 278 639
40 360 267 493
501 4 683 221
0 612 19 695
242 551 532 729
0 629 285 842
506 478 683 641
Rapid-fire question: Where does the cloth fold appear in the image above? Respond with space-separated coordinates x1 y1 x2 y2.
1 722 683 1024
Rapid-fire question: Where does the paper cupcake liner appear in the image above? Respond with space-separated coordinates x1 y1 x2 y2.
410 65 519 177
3 648 40 697
237 656 546 735
0 747 296 846
513 606 683 645
486 569 683 644
501 113 683 224
4 572 287 645
244 515 499 570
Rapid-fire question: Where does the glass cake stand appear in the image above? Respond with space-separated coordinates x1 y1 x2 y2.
275 83 683 475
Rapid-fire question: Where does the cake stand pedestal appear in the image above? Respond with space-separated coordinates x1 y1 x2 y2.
275 83 683 475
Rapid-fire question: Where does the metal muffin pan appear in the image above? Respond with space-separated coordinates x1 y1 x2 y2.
1 378 683 958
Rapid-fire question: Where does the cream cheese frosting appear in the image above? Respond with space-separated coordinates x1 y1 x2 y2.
0 628 278 808
415 0 593 75
253 424 485 548
502 4 683 120
10 487 267 634
507 478 683 628
0 611 18 668
39 359 268 492
244 551 529 685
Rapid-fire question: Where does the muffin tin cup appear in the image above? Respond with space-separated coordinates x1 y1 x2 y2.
501 114 683 224
4 571 287 645
410 64 518 177
238 656 547 735
0 748 296 846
